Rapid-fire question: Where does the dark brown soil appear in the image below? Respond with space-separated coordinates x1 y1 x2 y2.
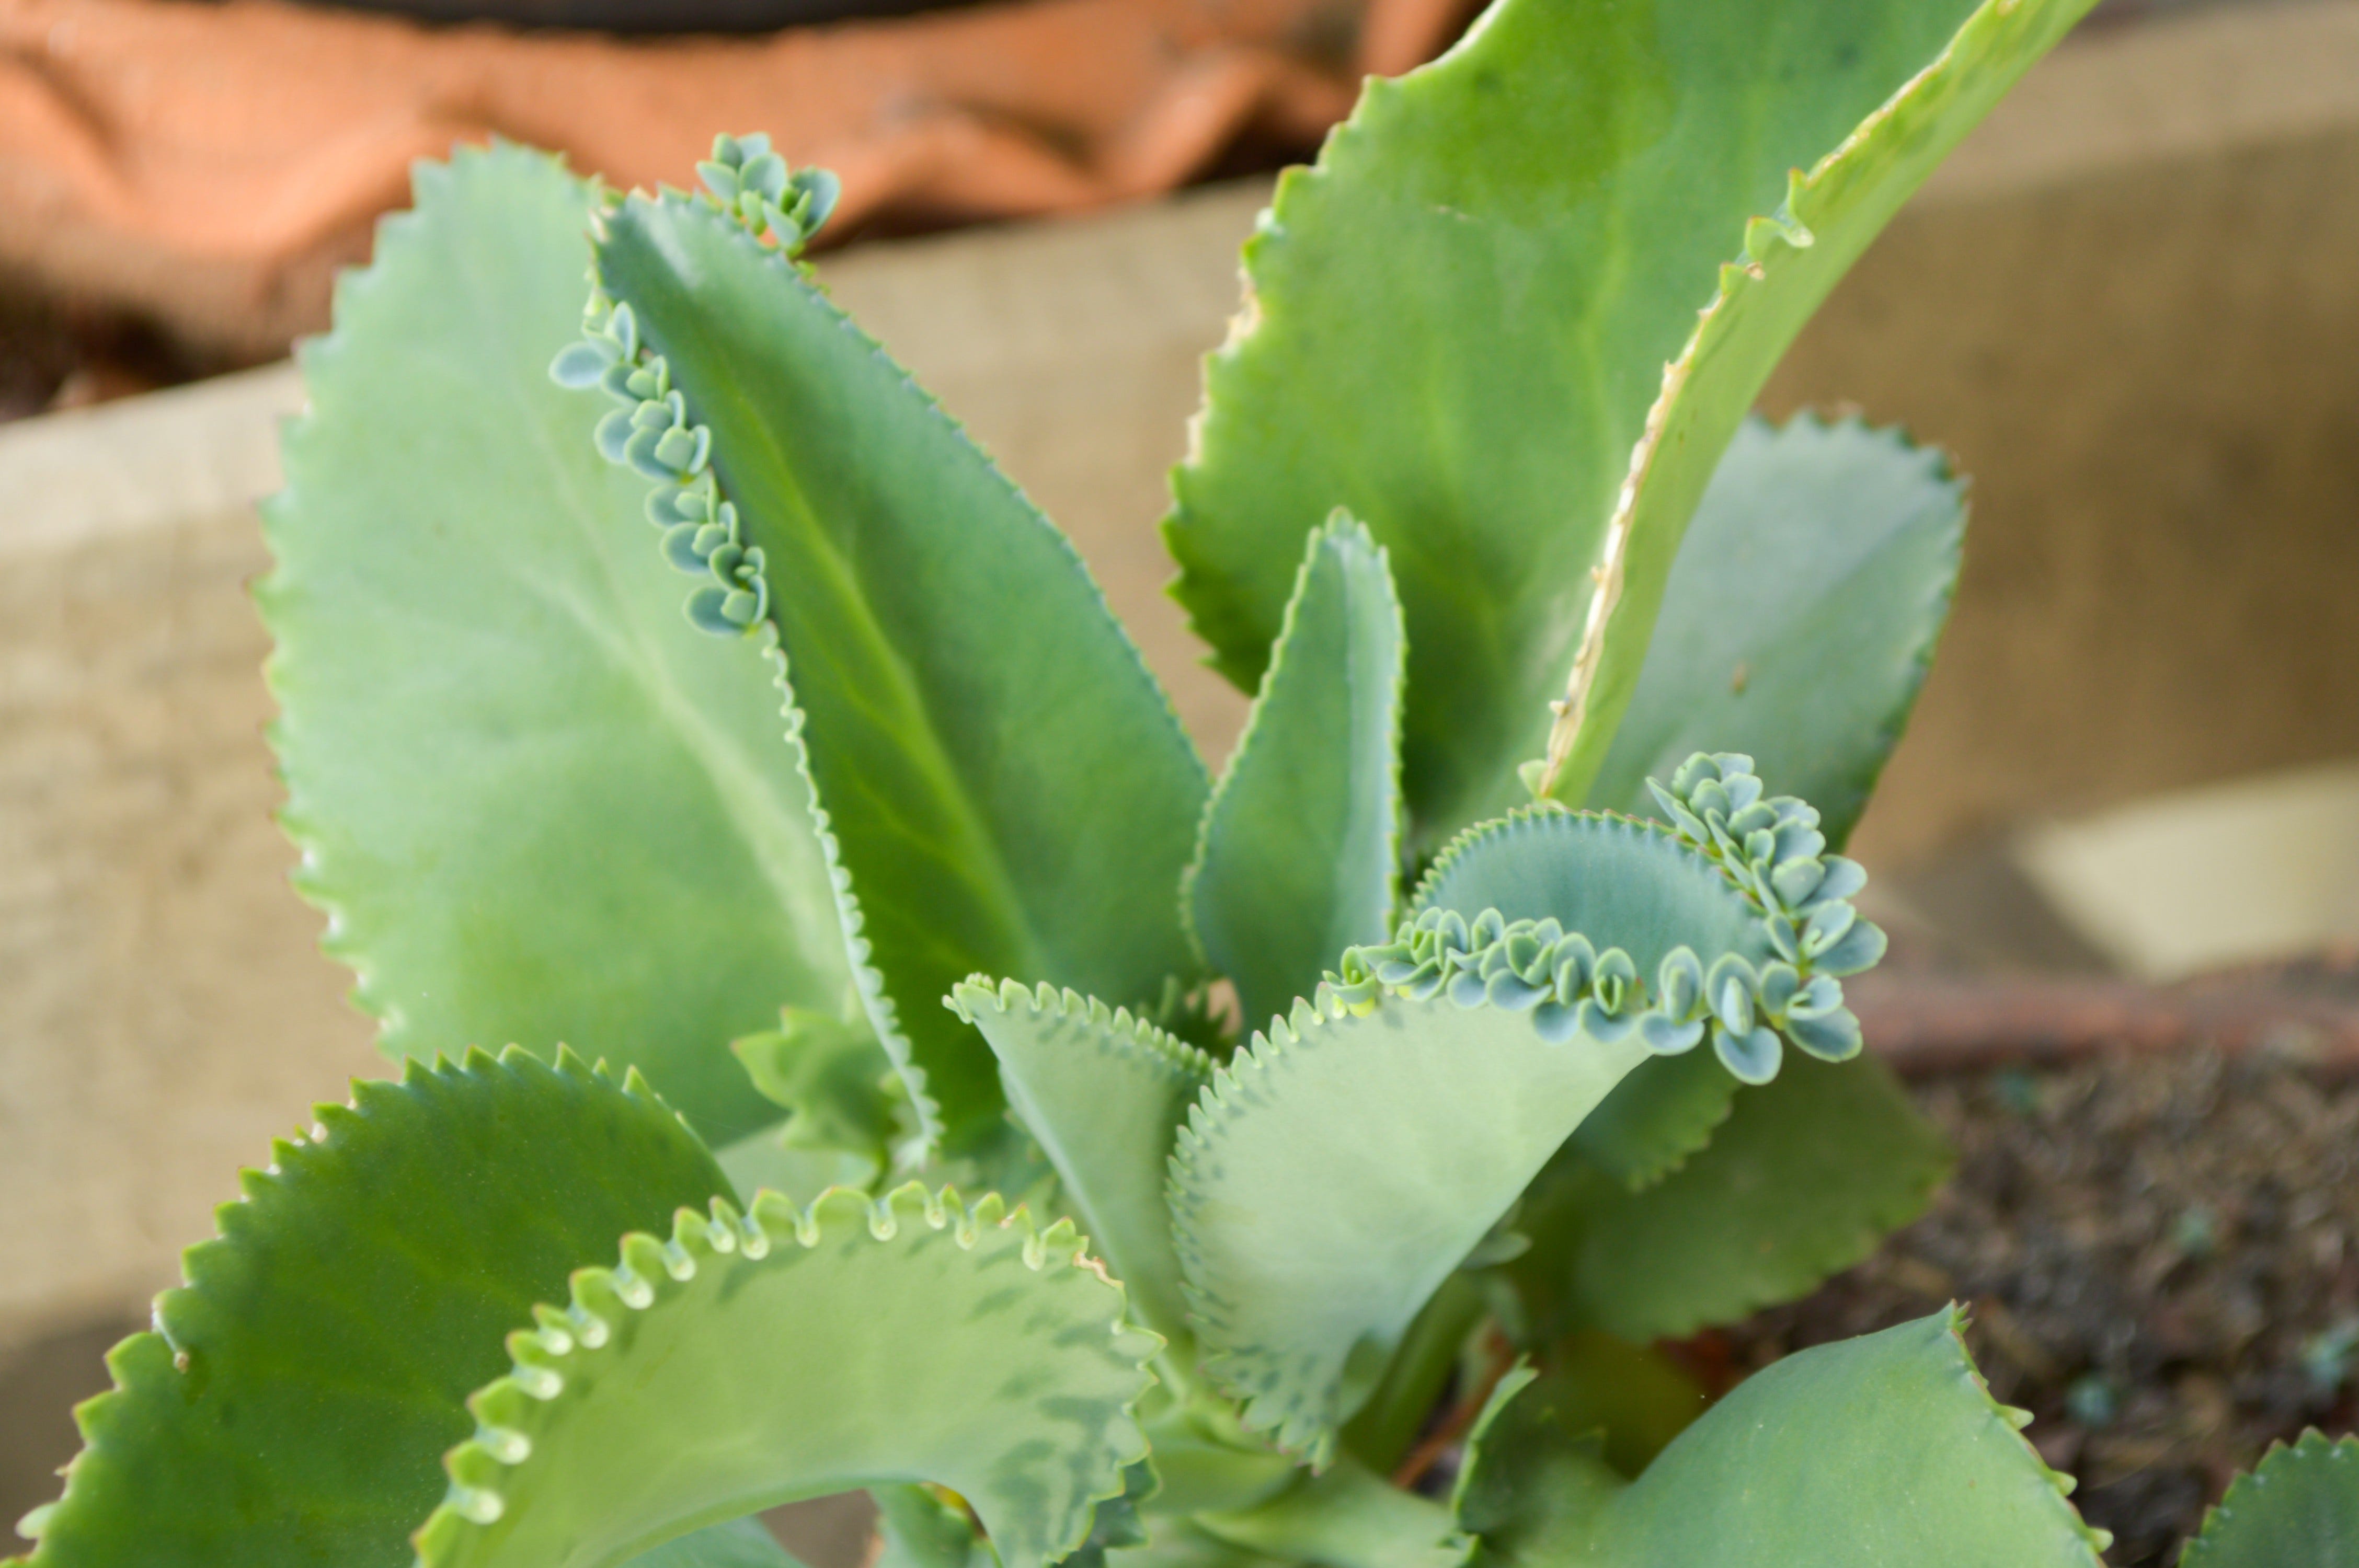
1714 1044 2359 1565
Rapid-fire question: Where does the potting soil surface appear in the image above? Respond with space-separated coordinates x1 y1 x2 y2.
1713 1044 2358 1564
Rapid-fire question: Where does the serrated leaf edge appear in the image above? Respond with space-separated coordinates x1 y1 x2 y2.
414 1179 1164 1568
1532 0 2092 798
948 975 1218 1086
1180 511 1408 1030
1939 1304 2115 1562
2182 1427 2359 1566
567 153 1207 1149
5 1044 693 1565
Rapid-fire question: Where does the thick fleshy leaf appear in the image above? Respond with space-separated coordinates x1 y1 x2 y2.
1455 1309 2110 1565
1170 0 2078 846
1167 985 1652 1464
1513 1053 1950 1343
1531 0 2096 804
1408 754 1886 1087
588 188 1209 1145
731 1008 899 1174
261 143 847 1136
1583 416 1964 850
1560 1051 1737 1193
2182 1431 2359 1568
1192 1459 1468 1568
951 978 1213 1347
415 1184 1161 1568
8 1050 730 1568
625 1520 807 1568
1187 515 1406 1031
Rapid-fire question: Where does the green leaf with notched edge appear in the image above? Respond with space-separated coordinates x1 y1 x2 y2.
588 189 1208 1147
1455 1310 2110 1565
1186 515 1406 1033
260 143 845 1138
1167 986 1652 1465
1169 0 2059 849
1193 1459 1468 1568
1583 416 1965 851
951 979 1212 1350
1532 0 2096 805
732 1008 898 1172
1516 1053 1950 1344
6 1049 730 1568
1562 1051 1737 1193
624 1519 807 1568
415 1184 1161 1568
2182 1431 2359 1568
1451 1365 1623 1568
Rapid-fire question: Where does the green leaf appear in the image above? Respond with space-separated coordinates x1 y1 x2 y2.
1193 1459 1468 1568
1512 1333 1707 1481
1560 1051 1737 1193
732 1007 899 1173
9 1048 731 1568
1518 1053 1950 1343
416 1184 1161 1568
1167 985 1652 1464
1410 753 1887 1086
1186 514 1406 1031
260 143 846 1138
625 1519 807 1568
2182 1431 2359 1568
1582 416 1965 850
589 190 1209 1147
1169 0 2073 847
951 979 1213 1348
873 1485 990 1568
1450 1366 1624 1568
1455 1309 2110 1565
1532 0 2095 804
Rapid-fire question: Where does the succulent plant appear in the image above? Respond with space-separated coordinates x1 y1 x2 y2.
15 0 2349 1563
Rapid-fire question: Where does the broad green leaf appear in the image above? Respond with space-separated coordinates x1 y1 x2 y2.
1187 515 1406 1031
1170 0 2073 846
625 1520 806 1568
732 1007 899 1174
588 190 1209 1147
416 1185 1160 1568
1509 1333 1707 1481
1560 1051 1737 1193
261 143 844 1137
2182 1431 2359 1568
1532 0 2095 804
1193 1460 1468 1568
1456 1309 2110 1565
952 978 1213 1348
1167 986 1652 1463
1583 416 1964 849
1410 753 1886 1087
873 1485 990 1568
1451 1366 1624 1568
9 1049 730 1568
1518 1053 1950 1343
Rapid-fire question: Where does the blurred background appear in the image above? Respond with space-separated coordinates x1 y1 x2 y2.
3 0 2358 1561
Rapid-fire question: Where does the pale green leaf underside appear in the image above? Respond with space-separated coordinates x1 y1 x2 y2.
2182 1431 2359 1568
1540 0 2096 804
1584 415 1964 851
8 1050 730 1568
1169 0 2005 848
953 978 1212 1349
1522 1053 1950 1343
1188 515 1406 1032
624 1520 806 1568
418 1185 1160 1568
261 143 844 1137
1458 1309 2108 1565
592 193 1208 1144
1168 988 1651 1463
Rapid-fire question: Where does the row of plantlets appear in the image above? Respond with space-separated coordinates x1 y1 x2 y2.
15 0 2354 1564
